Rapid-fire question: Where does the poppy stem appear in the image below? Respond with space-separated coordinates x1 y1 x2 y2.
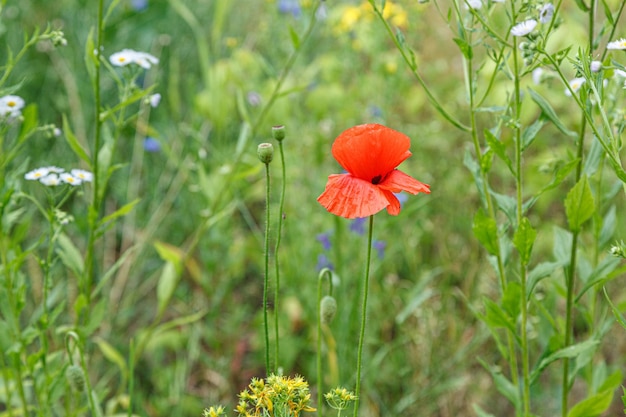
353 215 374 417
263 161 272 375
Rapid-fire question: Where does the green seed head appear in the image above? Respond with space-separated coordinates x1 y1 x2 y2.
272 125 286 142
257 143 274 164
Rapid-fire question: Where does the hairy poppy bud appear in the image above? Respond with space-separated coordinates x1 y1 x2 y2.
66 365 86 392
320 295 337 324
272 125 286 142
257 143 274 164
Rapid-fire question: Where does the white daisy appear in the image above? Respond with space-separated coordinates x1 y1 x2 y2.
70 169 93 182
565 77 585 96
539 3 554 24
40 174 61 186
44 166 65 173
511 19 537 37
109 49 139 66
60 173 82 186
607 38 626 50
25 167 50 180
0 95 25 117
133 51 159 69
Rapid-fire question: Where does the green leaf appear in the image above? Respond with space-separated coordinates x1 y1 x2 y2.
453 37 473 60
603 287 626 331
599 205 616 247
501 281 521 319
514 217 536 266
288 25 300 49
56 233 84 277
156 262 180 316
98 198 140 233
531 339 599 384
576 256 622 301
63 115 91 165
573 0 590 12
94 337 128 381
565 176 595 232
521 119 544 151
528 88 576 137
473 209 499 255
527 261 565 299
567 389 613 417
484 129 513 175
478 358 521 410
482 297 516 334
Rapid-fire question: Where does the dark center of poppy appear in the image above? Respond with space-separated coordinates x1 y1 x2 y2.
371 175 382 184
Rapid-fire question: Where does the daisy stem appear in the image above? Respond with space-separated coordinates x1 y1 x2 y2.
83 0 105 323
263 161 272 375
274 138 287 373
353 215 374 417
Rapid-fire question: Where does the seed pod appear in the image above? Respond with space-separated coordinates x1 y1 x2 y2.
320 295 337 324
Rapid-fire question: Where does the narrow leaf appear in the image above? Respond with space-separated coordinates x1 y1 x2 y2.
484 129 513 175
63 115 91 166
99 198 140 228
56 233 84 276
565 176 595 232
531 339 599 384
567 389 613 417
157 262 180 316
514 217 536 266
473 209 499 255
528 88 576 137
94 337 128 380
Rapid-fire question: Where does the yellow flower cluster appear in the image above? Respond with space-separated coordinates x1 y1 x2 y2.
324 387 358 411
203 406 226 417
236 374 316 417
336 1 408 34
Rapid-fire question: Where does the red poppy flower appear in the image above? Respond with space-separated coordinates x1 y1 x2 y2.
317 123 430 219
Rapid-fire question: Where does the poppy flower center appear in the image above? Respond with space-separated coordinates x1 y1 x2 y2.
371 175 383 184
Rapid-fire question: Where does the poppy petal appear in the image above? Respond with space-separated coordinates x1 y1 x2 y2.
381 190 402 215
317 174 390 219
379 169 431 195
332 124 412 182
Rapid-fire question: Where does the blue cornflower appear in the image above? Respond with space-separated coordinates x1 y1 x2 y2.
131 0 148 11
373 240 386 259
350 217 367 235
278 0 301 18
143 137 161 153
316 232 332 251
316 254 334 272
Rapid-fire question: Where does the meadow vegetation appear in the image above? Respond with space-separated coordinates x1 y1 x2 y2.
2 0 626 416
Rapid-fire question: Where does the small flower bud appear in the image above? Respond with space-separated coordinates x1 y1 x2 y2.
66 365 86 392
272 125 286 142
320 295 337 324
610 241 626 258
257 143 274 164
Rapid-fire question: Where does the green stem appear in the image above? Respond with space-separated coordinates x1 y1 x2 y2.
263 162 272 375
353 215 374 417
83 0 106 324
274 139 286 373
511 31 531 417
317 268 333 417
369 2 470 132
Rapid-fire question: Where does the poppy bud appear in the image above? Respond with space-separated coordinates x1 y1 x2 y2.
320 295 337 324
66 365 86 392
257 143 274 164
272 125 286 142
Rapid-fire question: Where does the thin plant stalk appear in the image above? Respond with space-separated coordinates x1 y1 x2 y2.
274 137 286 373
353 215 374 417
262 161 272 374
317 268 334 417
83 0 106 323
510 29 531 417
